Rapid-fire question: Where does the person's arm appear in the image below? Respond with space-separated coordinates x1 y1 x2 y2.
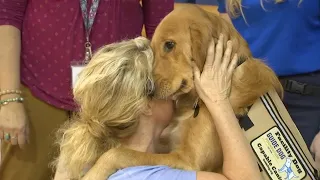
0 26 21 92
141 0 174 39
196 100 262 180
193 35 262 180
0 0 27 92
0 0 29 148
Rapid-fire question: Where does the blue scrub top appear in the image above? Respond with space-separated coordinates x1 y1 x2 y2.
108 165 196 180
217 0 320 76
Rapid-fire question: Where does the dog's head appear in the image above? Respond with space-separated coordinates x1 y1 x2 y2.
150 7 196 99
151 5 250 99
151 5 283 113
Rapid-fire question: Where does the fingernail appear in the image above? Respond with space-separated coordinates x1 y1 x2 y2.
227 40 232 46
219 34 223 39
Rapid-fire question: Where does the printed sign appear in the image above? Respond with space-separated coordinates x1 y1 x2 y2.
251 126 306 180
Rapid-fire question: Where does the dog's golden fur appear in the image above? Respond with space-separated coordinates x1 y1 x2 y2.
83 4 283 179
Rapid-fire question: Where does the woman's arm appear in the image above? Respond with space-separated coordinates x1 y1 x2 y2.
199 100 262 180
0 26 21 92
141 0 174 39
0 0 27 91
193 35 262 180
0 0 29 148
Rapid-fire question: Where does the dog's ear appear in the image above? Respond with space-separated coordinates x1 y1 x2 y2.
189 22 212 71
188 11 229 72
205 12 252 61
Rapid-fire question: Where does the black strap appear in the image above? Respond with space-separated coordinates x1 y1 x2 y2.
239 115 254 131
238 105 254 131
280 79 320 97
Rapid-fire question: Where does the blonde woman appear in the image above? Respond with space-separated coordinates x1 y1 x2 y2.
0 1 173 179
54 36 261 180
217 0 320 167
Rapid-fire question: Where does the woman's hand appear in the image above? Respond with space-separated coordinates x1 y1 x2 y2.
0 98 29 149
192 34 238 104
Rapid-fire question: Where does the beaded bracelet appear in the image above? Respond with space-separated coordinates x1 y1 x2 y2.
0 90 22 96
0 97 24 106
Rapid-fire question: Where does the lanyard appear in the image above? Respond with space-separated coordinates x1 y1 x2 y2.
79 0 100 63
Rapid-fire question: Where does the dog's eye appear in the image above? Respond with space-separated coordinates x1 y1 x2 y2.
164 41 175 52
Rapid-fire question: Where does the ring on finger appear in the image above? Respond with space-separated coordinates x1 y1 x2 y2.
4 133 11 141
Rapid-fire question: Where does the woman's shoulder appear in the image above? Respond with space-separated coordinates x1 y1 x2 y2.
108 165 196 180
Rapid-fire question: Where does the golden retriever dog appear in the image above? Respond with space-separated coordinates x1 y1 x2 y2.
83 4 283 179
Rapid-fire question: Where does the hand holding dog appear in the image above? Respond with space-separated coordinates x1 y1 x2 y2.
192 34 238 104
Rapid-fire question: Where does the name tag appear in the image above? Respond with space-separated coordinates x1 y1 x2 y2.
71 64 86 88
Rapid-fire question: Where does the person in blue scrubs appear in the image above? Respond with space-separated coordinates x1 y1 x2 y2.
58 36 262 180
217 0 320 164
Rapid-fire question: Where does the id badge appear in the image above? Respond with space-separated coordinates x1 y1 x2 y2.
71 61 86 88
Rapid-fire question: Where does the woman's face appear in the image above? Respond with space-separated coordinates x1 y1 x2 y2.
151 98 175 127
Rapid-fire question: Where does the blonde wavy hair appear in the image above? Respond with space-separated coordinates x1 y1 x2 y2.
54 36 154 179
226 0 303 19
